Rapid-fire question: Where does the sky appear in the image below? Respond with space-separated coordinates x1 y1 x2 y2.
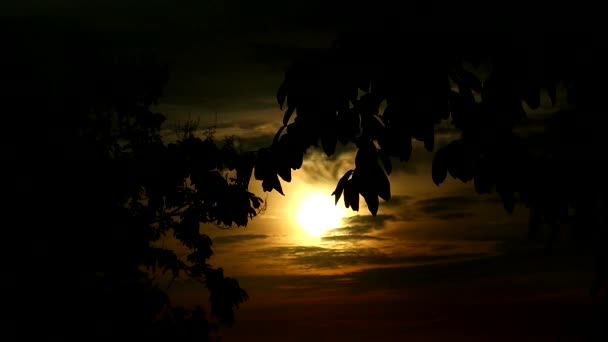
10 1 605 340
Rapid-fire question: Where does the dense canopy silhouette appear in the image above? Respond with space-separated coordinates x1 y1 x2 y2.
257 30 607 303
10 20 261 340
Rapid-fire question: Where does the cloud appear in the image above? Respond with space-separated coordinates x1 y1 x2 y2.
321 234 386 242
325 214 395 240
328 226 381 236
342 214 396 227
257 246 327 259
434 212 475 220
414 196 479 220
255 245 487 270
212 234 270 245
416 196 478 213
299 147 356 185
381 195 414 209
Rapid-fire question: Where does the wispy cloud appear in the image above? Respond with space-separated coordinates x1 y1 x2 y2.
255 245 488 270
434 212 475 220
299 148 356 185
321 234 387 242
341 214 396 227
324 214 395 241
382 195 414 209
416 196 479 214
213 234 270 245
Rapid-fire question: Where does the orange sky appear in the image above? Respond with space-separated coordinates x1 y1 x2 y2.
158 134 601 341
152 64 600 341
17 2 604 339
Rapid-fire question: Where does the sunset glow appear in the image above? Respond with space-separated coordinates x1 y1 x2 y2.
296 192 347 236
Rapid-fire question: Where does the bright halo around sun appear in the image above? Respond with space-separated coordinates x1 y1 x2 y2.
296 192 348 236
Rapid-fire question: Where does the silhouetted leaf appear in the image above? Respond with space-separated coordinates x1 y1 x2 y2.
400 137 413 162
375 167 391 201
355 139 378 169
283 107 295 126
262 173 284 195
254 148 272 181
277 163 291 182
277 81 287 110
273 126 285 145
332 169 353 205
344 179 359 211
432 149 448 186
423 129 435 152
321 132 337 157
362 190 379 216
473 158 494 194
379 150 392 175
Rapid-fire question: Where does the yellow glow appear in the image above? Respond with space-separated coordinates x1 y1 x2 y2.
296 192 347 236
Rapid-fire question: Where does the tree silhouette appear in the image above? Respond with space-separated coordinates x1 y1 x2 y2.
258 30 607 306
11 20 261 340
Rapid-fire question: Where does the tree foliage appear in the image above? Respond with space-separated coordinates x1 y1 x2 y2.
260 31 607 301
15 21 261 339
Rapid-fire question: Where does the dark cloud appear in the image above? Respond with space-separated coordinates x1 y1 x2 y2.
416 196 479 214
342 214 396 227
434 212 475 220
391 157 420 174
257 246 327 259
236 134 275 152
255 245 486 269
326 214 395 238
414 196 479 220
329 226 380 236
212 234 269 245
399 220 530 242
321 234 386 242
382 195 414 209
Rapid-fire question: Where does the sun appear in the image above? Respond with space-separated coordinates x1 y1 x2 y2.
296 192 347 236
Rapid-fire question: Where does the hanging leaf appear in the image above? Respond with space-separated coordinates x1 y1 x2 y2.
254 148 273 181
423 126 435 152
236 153 255 188
283 107 295 126
262 173 284 196
400 137 412 162
379 150 392 175
432 148 448 186
332 170 353 205
277 81 287 110
321 132 337 157
273 126 285 145
355 139 378 169
375 166 391 201
344 179 359 211
362 190 379 216
277 163 291 182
